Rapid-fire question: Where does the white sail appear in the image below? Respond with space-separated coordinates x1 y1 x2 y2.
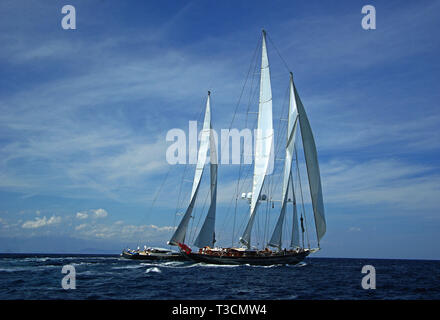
169 93 212 246
193 115 217 248
240 30 274 248
290 174 300 248
268 74 298 249
294 82 326 245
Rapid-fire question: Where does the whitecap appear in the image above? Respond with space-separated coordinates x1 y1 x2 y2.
195 263 241 268
111 264 145 270
296 262 308 267
145 267 161 274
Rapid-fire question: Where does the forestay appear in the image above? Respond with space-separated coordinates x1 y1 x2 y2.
268 73 298 249
169 93 213 246
240 30 274 248
193 109 218 248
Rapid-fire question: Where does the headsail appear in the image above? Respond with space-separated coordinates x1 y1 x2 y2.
268 73 298 249
194 105 218 248
240 30 274 248
290 173 300 248
169 93 212 246
294 82 326 245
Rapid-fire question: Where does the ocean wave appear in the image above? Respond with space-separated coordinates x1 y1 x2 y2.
145 267 161 274
195 263 242 268
0 265 60 272
111 264 145 270
295 262 308 267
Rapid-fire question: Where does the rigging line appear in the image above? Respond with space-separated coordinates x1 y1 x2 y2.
267 81 290 199
212 36 261 245
230 156 257 245
289 177 296 248
194 174 213 244
187 105 215 245
226 36 261 135
293 160 303 248
263 81 289 247
295 144 310 249
255 197 261 248
237 34 289 248
282 183 289 248
172 162 188 229
219 116 259 245
133 99 207 246
264 195 270 247
141 164 174 227
188 179 211 245
174 106 204 221
232 37 261 239
229 116 259 237
171 95 207 239
186 175 205 244
266 32 291 74
219 58 260 245
135 163 175 239
289 171 296 248
219 56 261 245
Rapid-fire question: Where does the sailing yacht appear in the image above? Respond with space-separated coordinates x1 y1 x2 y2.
168 91 218 249
121 92 215 261
169 30 326 265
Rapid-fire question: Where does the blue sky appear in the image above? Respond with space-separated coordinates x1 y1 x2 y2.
0 0 439 259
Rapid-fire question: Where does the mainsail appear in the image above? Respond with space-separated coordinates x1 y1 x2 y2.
169 92 213 246
294 83 326 245
239 30 274 248
268 73 298 249
193 110 218 248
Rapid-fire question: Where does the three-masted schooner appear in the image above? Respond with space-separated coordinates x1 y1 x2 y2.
168 30 326 265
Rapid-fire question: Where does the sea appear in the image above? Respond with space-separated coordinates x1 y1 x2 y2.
0 254 439 300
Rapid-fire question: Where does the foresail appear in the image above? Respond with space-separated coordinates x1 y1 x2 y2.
194 121 218 248
267 180 288 249
240 30 274 248
290 175 300 248
169 93 212 246
294 83 326 245
268 74 298 249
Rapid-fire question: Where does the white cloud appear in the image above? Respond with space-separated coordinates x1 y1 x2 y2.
72 221 176 242
75 224 87 231
22 215 61 229
321 159 440 212
76 212 88 220
150 224 176 232
92 208 108 218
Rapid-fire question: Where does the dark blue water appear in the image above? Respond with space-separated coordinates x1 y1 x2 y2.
0 254 439 299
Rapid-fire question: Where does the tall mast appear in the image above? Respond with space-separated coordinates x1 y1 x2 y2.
168 92 213 246
239 30 274 248
268 73 298 249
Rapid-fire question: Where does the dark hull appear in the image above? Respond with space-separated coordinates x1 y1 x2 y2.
121 251 186 261
182 250 310 266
